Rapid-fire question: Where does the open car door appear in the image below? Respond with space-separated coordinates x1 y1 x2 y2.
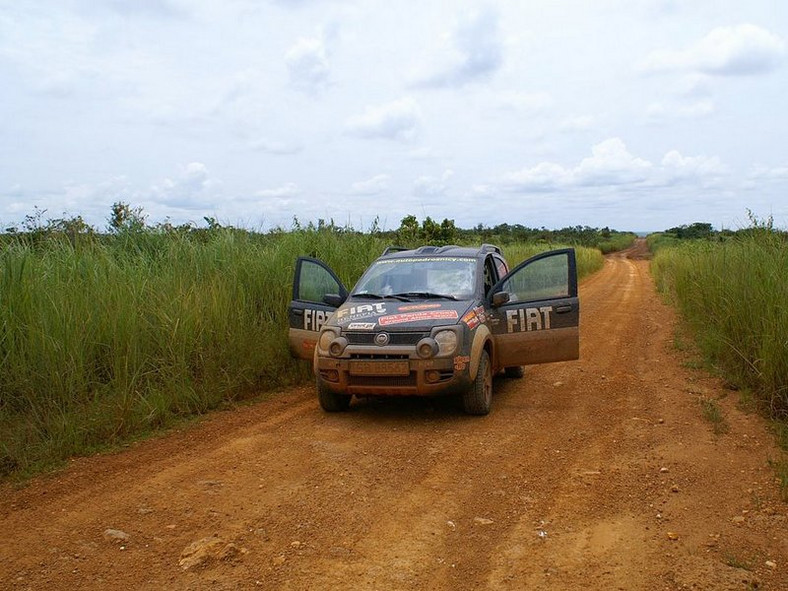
288 257 347 360
488 248 579 367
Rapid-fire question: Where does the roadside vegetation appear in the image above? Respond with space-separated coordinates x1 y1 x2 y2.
650 214 788 498
0 205 624 479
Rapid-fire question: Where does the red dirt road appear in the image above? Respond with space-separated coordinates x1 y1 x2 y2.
2 242 787 590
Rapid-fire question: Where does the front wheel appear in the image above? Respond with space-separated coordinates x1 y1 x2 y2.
317 378 351 412
463 350 492 415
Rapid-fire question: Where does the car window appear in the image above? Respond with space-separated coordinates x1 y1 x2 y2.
353 257 476 299
298 259 344 303
501 253 570 302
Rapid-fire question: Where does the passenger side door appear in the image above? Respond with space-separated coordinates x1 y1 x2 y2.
488 249 580 367
288 257 347 360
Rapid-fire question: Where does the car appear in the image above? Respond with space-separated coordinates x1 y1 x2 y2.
288 244 579 415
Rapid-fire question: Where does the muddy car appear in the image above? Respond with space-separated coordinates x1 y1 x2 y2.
288 244 579 415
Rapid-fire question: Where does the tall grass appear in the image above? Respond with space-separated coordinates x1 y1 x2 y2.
0 230 602 477
651 230 788 418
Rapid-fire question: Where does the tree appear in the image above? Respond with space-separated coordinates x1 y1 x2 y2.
108 202 147 233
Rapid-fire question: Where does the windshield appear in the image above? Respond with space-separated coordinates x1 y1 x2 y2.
352 257 476 300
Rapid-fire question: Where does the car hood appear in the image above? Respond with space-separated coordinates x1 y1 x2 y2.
331 299 475 331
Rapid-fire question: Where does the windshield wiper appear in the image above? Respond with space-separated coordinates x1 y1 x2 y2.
390 291 459 301
353 293 411 301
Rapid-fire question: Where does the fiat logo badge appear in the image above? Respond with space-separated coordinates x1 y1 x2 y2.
374 332 390 346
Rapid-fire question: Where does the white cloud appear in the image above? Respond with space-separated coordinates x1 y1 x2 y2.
574 138 653 186
151 162 221 208
345 97 422 141
500 162 572 192
285 34 331 95
747 163 788 181
414 6 503 88
351 174 390 195
406 146 441 160
559 115 596 132
494 91 552 113
646 99 715 120
100 0 186 19
497 138 724 192
675 73 713 98
641 24 785 76
413 169 454 197
256 182 300 199
248 137 303 155
660 151 725 185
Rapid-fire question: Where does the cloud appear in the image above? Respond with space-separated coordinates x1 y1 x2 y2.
559 115 596 132
248 137 303 155
497 138 724 192
574 138 653 186
413 169 454 197
500 162 573 193
350 174 390 195
345 97 422 141
414 6 503 88
647 99 715 120
255 182 300 199
746 163 788 181
98 0 187 18
151 162 221 208
660 151 725 185
285 34 331 95
641 24 785 76
494 91 552 113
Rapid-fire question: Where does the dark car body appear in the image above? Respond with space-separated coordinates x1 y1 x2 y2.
288 244 579 414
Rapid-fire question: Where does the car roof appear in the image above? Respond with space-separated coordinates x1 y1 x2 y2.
379 244 502 260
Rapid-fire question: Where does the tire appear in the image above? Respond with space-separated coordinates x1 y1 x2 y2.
504 366 524 379
317 378 351 412
463 350 492 415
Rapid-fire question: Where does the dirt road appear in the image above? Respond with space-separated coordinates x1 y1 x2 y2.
2 242 786 590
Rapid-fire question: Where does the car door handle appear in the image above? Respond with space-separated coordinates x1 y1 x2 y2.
293 309 304 316
555 305 573 314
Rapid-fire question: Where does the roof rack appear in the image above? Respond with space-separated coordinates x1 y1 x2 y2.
381 246 410 256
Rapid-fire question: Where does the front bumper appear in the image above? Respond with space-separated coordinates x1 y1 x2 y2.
316 354 472 396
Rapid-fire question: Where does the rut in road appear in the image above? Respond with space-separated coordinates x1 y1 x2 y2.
2 243 786 590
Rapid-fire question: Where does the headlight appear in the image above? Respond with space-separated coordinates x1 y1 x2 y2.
318 329 337 353
416 337 438 359
328 337 348 357
434 330 458 356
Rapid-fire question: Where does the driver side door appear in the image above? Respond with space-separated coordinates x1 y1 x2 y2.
288 257 347 360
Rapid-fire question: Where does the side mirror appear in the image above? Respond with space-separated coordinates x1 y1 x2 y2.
492 291 510 308
322 293 345 308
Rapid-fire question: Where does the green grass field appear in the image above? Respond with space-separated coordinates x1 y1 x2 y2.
651 228 788 420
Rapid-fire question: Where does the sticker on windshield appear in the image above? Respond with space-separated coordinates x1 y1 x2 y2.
374 257 474 265
379 310 459 326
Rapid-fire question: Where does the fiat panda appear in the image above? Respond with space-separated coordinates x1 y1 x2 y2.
288 244 579 415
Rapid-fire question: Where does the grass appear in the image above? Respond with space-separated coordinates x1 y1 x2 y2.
651 225 788 497
651 230 788 418
699 397 729 435
723 552 753 571
0 227 604 479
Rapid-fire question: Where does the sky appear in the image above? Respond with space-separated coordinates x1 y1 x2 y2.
1 0 787 233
